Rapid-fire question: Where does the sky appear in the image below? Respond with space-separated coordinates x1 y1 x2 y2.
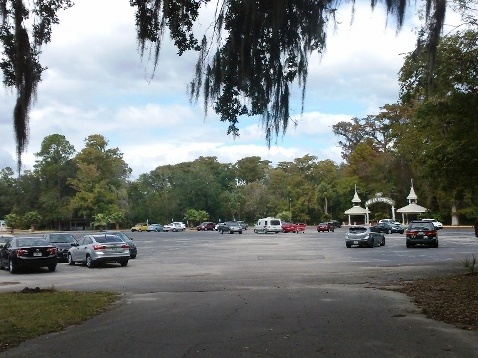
0 0 424 179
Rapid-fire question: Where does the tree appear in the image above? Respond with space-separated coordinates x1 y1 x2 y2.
69 134 131 224
4 0 453 169
34 134 76 230
0 0 73 170
4 213 21 233
396 30 478 222
23 211 41 231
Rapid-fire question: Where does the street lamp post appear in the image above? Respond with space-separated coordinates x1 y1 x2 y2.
289 198 292 222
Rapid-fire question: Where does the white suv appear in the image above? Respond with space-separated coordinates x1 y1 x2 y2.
421 218 443 229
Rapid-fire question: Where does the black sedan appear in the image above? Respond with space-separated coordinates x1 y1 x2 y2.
0 237 57 273
43 232 78 262
373 222 404 234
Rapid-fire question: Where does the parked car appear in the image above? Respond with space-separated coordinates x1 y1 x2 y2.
217 221 243 234
295 223 306 232
172 222 186 230
253 217 282 234
405 220 438 248
147 224 163 232
373 222 404 234
197 222 216 231
163 223 185 232
330 220 342 228
104 231 137 259
237 221 248 230
345 226 385 248
0 237 57 273
281 222 297 233
67 234 130 268
131 223 148 232
317 222 334 232
421 218 443 230
0 234 14 249
43 232 78 262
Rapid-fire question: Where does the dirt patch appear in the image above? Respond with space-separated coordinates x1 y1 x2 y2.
391 273 478 331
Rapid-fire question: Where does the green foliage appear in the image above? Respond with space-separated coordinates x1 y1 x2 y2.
0 290 118 352
23 211 41 231
184 209 209 226
4 213 21 232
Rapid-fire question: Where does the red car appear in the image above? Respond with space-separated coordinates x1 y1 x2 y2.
317 222 334 232
295 223 306 232
281 222 297 233
196 222 216 231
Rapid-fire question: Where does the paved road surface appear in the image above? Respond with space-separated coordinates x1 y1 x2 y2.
1 227 477 357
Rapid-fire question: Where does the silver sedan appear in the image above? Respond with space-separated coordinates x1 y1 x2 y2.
67 234 130 268
345 226 385 248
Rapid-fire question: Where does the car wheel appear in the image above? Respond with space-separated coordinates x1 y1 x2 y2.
229 230 233 234
406 241 411 248
369 238 375 248
120 260 128 267
220 229 224 234
346 243 351 248
68 253 75 265
48 264 56 272
380 237 385 246
86 255 95 268
9 259 17 273
130 254 137 259
254 229 257 233
239 231 242 234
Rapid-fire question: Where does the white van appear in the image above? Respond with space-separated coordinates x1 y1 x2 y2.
253 217 282 234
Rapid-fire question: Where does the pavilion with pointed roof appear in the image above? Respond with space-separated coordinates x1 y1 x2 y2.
397 180 428 224
344 185 370 225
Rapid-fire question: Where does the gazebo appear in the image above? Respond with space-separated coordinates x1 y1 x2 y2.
397 180 427 224
344 185 370 225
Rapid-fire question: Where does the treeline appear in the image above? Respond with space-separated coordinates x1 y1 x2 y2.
0 130 475 231
2 30 478 230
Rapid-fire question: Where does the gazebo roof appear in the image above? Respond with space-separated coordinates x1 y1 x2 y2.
397 203 427 214
344 205 369 215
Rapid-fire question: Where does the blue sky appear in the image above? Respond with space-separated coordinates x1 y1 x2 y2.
0 0 424 179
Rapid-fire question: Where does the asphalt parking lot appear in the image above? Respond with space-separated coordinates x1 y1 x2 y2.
1 226 478 357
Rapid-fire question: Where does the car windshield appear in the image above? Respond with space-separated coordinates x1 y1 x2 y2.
349 227 367 233
17 238 49 247
94 236 123 244
110 232 131 241
409 223 433 230
49 234 76 243
0 236 12 244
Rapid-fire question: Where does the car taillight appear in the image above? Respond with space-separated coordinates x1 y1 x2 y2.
16 249 28 256
121 244 129 249
93 245 107 250
47 247 57 254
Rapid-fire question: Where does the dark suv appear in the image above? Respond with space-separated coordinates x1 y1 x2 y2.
405 220 438 248
197 222 215 231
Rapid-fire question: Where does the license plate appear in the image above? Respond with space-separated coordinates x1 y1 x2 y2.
418 231 424 235
353 241 358 244
33 252 42 256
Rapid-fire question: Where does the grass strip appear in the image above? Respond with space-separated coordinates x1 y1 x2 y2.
0 289 119 352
